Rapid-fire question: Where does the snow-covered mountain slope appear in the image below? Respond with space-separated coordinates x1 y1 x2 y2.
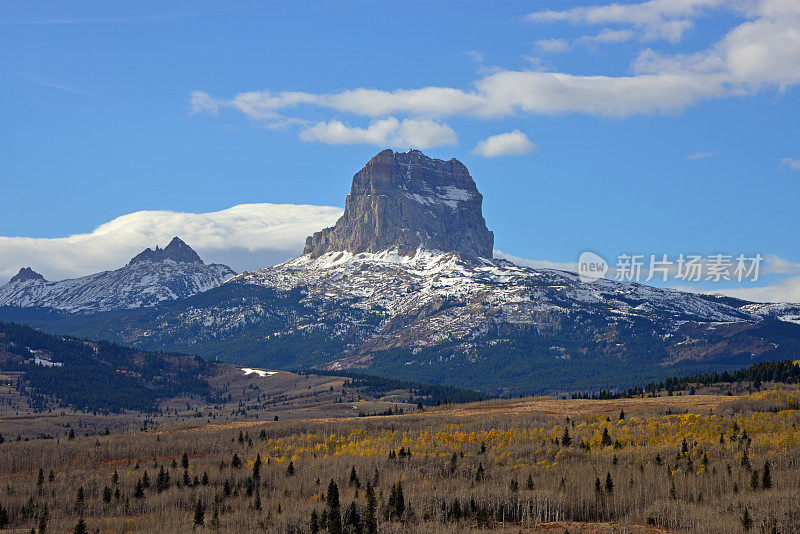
231 248 761 353
0 237 235 313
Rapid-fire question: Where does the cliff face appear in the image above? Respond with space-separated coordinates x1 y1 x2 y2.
304 149 494 258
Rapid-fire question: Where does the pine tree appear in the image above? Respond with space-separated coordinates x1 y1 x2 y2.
562 427 572 446
286 459 295 477
74 486 85 513
73 518 88 534
310 509 320 534
605 473 614 493
36 468 44 488
326 479 342 534
365 482 377 534
193 498 205 526
742 508 753 531
475 462 485 482
619 409 625 420
387 481 405 520
102 486 112 503
252 488 262 511
252 454 262 480
601 428 613 447
112 469 119 485
349 466 359 487
202 471 209 485
133 479 144 498
182 453 189 470
37 513 46 534
525 473 534 490
762 460 772 489
231 453 242 468
750 470 759 490
209 507 219 529
155 466 170 493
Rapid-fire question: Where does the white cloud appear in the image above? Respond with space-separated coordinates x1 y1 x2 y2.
781 157 800 170
686 150 720 159
525 0 731 43
299 117 457 149
535 38 571 54
493 250 578 271
0 204 343 281
474 130 537 157
706 276 800 303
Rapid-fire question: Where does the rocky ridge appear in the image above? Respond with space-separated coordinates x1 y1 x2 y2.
304 149 494 258
0 238 234 313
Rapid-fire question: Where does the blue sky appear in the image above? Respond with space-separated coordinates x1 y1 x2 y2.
1 1 799 300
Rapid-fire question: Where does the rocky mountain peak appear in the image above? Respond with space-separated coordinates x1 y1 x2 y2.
128 237 204 265
303 149 494 258
9 267 46 284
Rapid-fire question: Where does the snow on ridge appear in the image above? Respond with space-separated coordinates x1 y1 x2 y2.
241 368 278 377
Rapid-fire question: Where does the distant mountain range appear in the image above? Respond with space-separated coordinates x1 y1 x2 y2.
1 150 798 395
0 237 234 313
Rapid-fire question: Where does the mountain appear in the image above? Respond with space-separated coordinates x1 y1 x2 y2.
0 237 235 313
1 151 798 395
304 149 493 258
0 321 211 412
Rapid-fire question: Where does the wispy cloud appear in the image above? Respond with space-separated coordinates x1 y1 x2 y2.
525 0 730 43
12 73 99 98
191 3 800 121
780 157 800 170
6 11 205 25
686 150 720 160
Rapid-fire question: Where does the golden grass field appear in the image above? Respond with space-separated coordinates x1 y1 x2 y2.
1 375 799 533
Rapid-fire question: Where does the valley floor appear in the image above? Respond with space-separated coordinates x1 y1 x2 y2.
1 385 800 532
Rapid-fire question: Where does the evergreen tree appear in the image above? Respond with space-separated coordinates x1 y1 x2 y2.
202 471 209 486
182 453 189 470
193 498 205 526
102 486 112 503
364 482 377 534
74 486 85 514
37 513 46 534
286 460 295 477
762 460 772 489
349 466 359 487
742 508 753 531
750 470 760 490
326 479 342 534
73 518 88 534
231 453 242 468
141 470 150 488
605 473 614 493
475 462 485 482
252 454 261 480
155 466 171 493
562 427 572 446
525 473 534 490
133 479 144 498
310 509 319 534
387 481 405 520
112 470 119 485
601 428 613 447
36 468 44 488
